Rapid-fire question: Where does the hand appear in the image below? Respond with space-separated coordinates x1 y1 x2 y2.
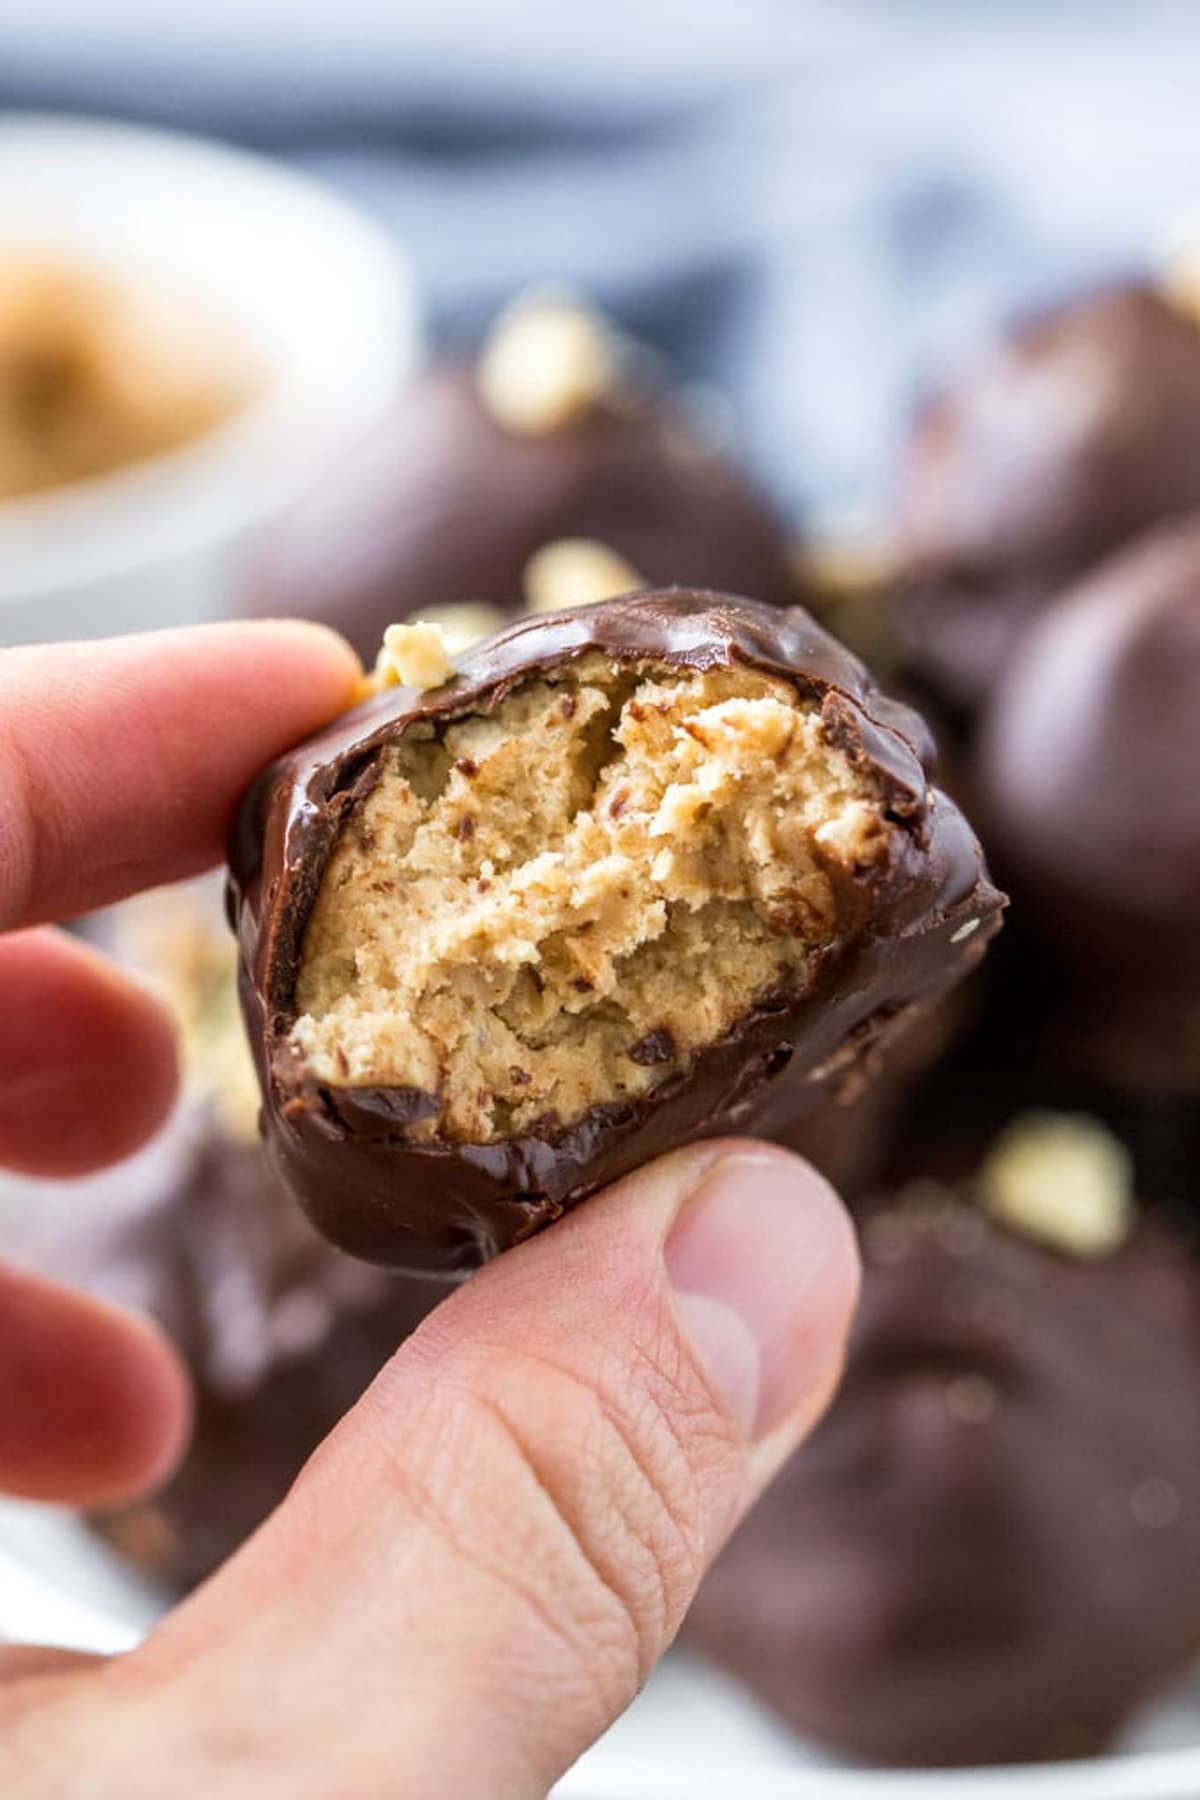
0 624 859 1800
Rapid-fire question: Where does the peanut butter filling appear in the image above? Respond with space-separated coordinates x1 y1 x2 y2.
293 655 889 1143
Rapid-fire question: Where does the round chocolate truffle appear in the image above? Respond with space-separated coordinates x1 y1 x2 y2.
246 296 795 661
229 592 1001 1275
975 515 1200 1001
686 1179 1200 1767
894 281 1200 710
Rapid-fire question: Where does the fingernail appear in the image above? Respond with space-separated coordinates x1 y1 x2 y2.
664 1149 858 1441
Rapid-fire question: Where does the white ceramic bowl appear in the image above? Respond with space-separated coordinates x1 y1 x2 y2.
0 115 418 644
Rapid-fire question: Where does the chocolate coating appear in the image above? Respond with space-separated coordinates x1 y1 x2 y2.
976 516 1200 997
229 591 1002 1275
773 983 976 1199
686 1187 1200 1767
245 365 795 660
894 282 1200 709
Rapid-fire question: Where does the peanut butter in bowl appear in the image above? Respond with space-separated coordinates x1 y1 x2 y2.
0 249 264 502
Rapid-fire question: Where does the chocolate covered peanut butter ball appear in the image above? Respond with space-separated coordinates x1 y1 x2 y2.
976 516 1200 1001
687 1125 1200 1767
246 293 795 660
894 282 1200 711
229 592 1002 1276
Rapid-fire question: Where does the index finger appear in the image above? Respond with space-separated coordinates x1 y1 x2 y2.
0 621 359 931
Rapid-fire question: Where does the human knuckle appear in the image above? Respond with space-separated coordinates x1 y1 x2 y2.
381 1360 687 1698
467 1331 717 1681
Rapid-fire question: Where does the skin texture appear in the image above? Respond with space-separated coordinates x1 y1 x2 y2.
0 930 179 1178
0 622 858 1799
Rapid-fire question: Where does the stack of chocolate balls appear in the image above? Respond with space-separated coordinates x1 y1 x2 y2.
10 279 1200 1770
688 276 1200 1766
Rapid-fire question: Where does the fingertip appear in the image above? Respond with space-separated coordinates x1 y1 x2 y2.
0 1264 193 1507
0 930 180 1177
0 621 369 932
714 1138 862 1312
101 1303 195 1500
659 1140 860 1444
413 1135 860 1463
234 618 363 708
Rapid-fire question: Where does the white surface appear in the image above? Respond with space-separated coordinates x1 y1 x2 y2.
3 1495 1200 1799
0 115 418 642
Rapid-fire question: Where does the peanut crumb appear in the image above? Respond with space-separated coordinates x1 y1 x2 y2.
1159 244 1200 328
407 602 507 656
799 536 897 604
373 622 457 692
477 291 617 435
979 1110 1134 1258
523 538 643 614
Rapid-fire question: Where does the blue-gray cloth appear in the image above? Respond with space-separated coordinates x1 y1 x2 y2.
3 1 1198 529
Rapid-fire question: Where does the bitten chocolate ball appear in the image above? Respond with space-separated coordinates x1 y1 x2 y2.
976 516 1200 998
229 591 1002 1276
686 1178 1200 1767
246 296 794 661
894 282 1200 710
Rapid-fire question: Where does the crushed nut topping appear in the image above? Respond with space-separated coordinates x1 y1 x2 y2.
523 537 643 613
407 602 507 655
476 291 618 435
1159 239 1200 328
978 1110 1134 1258
373 622 457 692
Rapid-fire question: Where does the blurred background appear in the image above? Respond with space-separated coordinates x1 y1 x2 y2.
6 6 1200 1792
5 0 1200 528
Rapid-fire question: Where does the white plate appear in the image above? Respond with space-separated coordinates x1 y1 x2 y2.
2 1494 1200 1799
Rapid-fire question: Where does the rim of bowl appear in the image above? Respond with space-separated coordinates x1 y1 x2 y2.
0 113 419 604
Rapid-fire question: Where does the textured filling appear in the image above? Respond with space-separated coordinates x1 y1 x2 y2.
292 654 890 1142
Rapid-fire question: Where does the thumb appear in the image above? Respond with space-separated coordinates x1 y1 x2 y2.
36 1141 858 1799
